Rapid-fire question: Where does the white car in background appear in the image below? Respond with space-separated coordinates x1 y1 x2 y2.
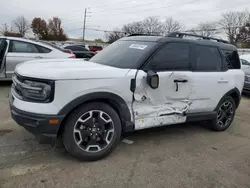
0 37 75 80
240 54 250 94
240 54 250 75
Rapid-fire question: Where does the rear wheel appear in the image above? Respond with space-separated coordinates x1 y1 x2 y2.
63 102 122 161
210 96 236 131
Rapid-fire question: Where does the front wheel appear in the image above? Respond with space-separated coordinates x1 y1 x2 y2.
63 102 122 161
210 96 236 131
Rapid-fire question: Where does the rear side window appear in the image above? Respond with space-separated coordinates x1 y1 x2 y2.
221 50 241 69
144 43 190 71
194 45 222 71
9 40 39 53
36 45 51 53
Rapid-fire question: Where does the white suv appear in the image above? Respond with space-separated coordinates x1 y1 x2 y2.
9 33 245 161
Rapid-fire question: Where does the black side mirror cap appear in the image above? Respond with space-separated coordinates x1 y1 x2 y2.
147 70 159 89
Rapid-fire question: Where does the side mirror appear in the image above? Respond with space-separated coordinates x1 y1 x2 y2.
147 70 159 89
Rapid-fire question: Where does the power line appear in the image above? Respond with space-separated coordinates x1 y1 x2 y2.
65 27 126 33
63 2 250 38
77 1 250 26
63 0 200 25
61 0 141 22
62 0 166 24
89 0 135 9
91 0 201 17
93 0 169 14
175 2 250 18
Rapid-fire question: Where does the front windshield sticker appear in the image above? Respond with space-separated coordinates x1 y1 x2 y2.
129 44 147 50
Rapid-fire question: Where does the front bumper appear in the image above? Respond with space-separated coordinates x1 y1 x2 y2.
9 94 65 138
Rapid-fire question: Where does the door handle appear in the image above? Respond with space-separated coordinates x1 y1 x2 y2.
173 79 188 91
35 56 42 59
218 80 228 83
174 79 188 83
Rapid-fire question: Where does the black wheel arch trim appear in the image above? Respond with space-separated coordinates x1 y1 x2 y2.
58 92 134 132
215 87 241 110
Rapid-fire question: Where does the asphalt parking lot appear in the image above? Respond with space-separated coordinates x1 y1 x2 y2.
0 82 250 188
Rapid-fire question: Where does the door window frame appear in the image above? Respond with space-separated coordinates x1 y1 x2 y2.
141 42 192 72
191 44 225 72
8 40 50 54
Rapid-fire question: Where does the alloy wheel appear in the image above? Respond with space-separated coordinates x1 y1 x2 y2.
73 110 115 152
217 101 234 128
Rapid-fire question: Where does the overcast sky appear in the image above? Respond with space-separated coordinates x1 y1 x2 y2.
0 0 250 40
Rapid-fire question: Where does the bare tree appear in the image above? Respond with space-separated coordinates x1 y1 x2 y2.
162 17 184 35
0 23 9 35
13 16 29 36
48 17 62 36
122 21 145 34
219 10 249 44
106 29 125 43
141 16 163 35
189 22 220 37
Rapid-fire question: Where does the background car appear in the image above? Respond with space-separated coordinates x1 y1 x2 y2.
240 54 250 75
240 54 250 94
0 37 75 80
62 45 96 59
88 45 103 53
40 41 74 54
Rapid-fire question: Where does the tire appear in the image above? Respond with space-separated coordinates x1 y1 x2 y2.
62 102 122 161
210 96 236 132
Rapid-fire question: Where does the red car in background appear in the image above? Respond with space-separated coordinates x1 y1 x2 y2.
88 45 103 53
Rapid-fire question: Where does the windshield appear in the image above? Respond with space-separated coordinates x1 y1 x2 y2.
90 40 156 69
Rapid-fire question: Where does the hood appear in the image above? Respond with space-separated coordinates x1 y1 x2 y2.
15 59 130 80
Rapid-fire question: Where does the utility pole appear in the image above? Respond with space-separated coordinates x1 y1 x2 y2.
83 8 87 42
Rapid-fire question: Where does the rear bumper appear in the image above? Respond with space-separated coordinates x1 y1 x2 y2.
243 81 250 94
9 94 65 138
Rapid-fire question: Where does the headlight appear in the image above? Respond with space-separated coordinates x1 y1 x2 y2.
12 74 54 103
21 80 52 101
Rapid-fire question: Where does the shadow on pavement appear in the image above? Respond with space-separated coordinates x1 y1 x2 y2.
0 81 12 86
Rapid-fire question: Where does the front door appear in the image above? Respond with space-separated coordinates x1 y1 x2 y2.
0 38 8 78
133 42 193 130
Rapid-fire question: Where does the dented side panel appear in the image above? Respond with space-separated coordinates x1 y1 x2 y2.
133 70 193 130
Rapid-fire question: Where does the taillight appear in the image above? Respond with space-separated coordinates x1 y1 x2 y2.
69 55 76 58
64 49 73 54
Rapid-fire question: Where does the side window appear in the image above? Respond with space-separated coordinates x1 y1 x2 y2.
36 45 51 53
9 41 39 53
194 45 222 71
221 50 241 69
65 46 77 51
145 43 190 71
74 46 87 51
241 59 250 66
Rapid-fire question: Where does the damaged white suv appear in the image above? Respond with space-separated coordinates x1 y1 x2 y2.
9 33 245 161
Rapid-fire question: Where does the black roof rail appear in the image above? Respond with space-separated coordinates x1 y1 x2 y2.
167 32 229 44
126 33 157 37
